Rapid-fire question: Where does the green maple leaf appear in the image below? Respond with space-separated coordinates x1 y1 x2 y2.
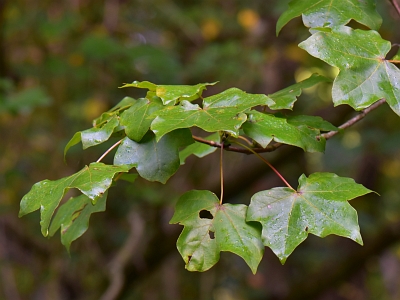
170 190 264 274
19 163 131 236
48 192 109 252
114 129 193 183
268 74 331 110
179 133 220 165
242 111 327 152
247 173 373 263
120 81 217 105
93 96 136 127
277 0 382 35
151 88 275 141
119 97 164 142
299 26 400 115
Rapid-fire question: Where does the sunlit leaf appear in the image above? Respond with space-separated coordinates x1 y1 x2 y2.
286 115 338 131
170 190 264 274
277 0 382 35
269 74 331 110
19 163 131 236
151 88 274 141
299 26 400 115
114 129 193 183
243 111 326 152
247 173 373 263
49 192 108 252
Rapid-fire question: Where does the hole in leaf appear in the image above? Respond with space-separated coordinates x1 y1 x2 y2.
187 255 192 262
199 210 213 219
305 226 308 232
208 231 215 239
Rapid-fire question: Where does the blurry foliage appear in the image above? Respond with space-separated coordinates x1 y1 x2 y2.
1 0 400 299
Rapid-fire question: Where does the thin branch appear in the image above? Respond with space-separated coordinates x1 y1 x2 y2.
388 60 400 64
389 0 400 17
219 142 224 205
96 140 122 162
193 99 386 154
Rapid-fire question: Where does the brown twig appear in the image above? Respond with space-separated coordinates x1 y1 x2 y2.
192 99 387 154
389 0 400 17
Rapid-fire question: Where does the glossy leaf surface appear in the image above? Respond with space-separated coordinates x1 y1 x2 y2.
49 192 108 251
299 26 400 115
114 129 193 183
170 190 264 274
243 111 326 152
19 163 131 236
121 81 217 105
151 88 274 140
247 173 373 263
268 74 331 110
277 0 382 34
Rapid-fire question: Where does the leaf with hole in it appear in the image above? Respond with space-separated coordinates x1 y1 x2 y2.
64 115 120 159
179 133 220 165
120 81 217 105
19 163 132 237
276 0 382 35
299 26 400 115
269 74 331 110
120 97 164 142
170 190 264 274
247 173 373 263
151 88 275 141
114 129 193 183
242 111 326 152
48 192 109 252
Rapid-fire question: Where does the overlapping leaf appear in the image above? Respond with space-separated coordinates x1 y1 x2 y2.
247 173 373 263
242 111 328 152
277 0 382 35
49 192 109 251
114 129 193 183
170 190 264 274
19 163 131 236
268 74 331 110
299 26 400 115
93 96 136 127
179 132 220 164
120 97 164 142
121 81 217 105
151 88 274 141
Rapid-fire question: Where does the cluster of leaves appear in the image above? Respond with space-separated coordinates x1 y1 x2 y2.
19 0 399 274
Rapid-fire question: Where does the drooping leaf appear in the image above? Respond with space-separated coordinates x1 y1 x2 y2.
299 26 400 115
120 97 163 142
151 88 275 141
242 111 326 152
277 0 382 35
64 115 120 158
247 173 373 263
19 163 132 236
93 96 136 127
179 132 220 164
286 115 338 131
170 190 264 274
269 74 331 110
114 129 193 183
121 81 217 105
48 192 108 252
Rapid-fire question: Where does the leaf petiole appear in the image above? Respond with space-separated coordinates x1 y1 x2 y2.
96 139 123 163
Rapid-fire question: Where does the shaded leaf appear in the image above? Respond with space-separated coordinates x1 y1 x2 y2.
151 88 274 140
277 0 382 35
120 97 163 142
19 163 131 236
49 192 108 252
179 133 220 164
269 74 331 110
170 190 264 274
114 129 193 183
121 81 217 105
243 111 326 152
247 173 373 263
299 26 400 115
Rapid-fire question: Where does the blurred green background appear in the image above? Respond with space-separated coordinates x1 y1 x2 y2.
2 0 400 299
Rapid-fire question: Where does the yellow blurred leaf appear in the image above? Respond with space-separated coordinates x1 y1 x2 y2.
237 9 260 31
201 19 221 40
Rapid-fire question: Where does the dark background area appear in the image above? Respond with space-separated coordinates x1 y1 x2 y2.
1 0 400 299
